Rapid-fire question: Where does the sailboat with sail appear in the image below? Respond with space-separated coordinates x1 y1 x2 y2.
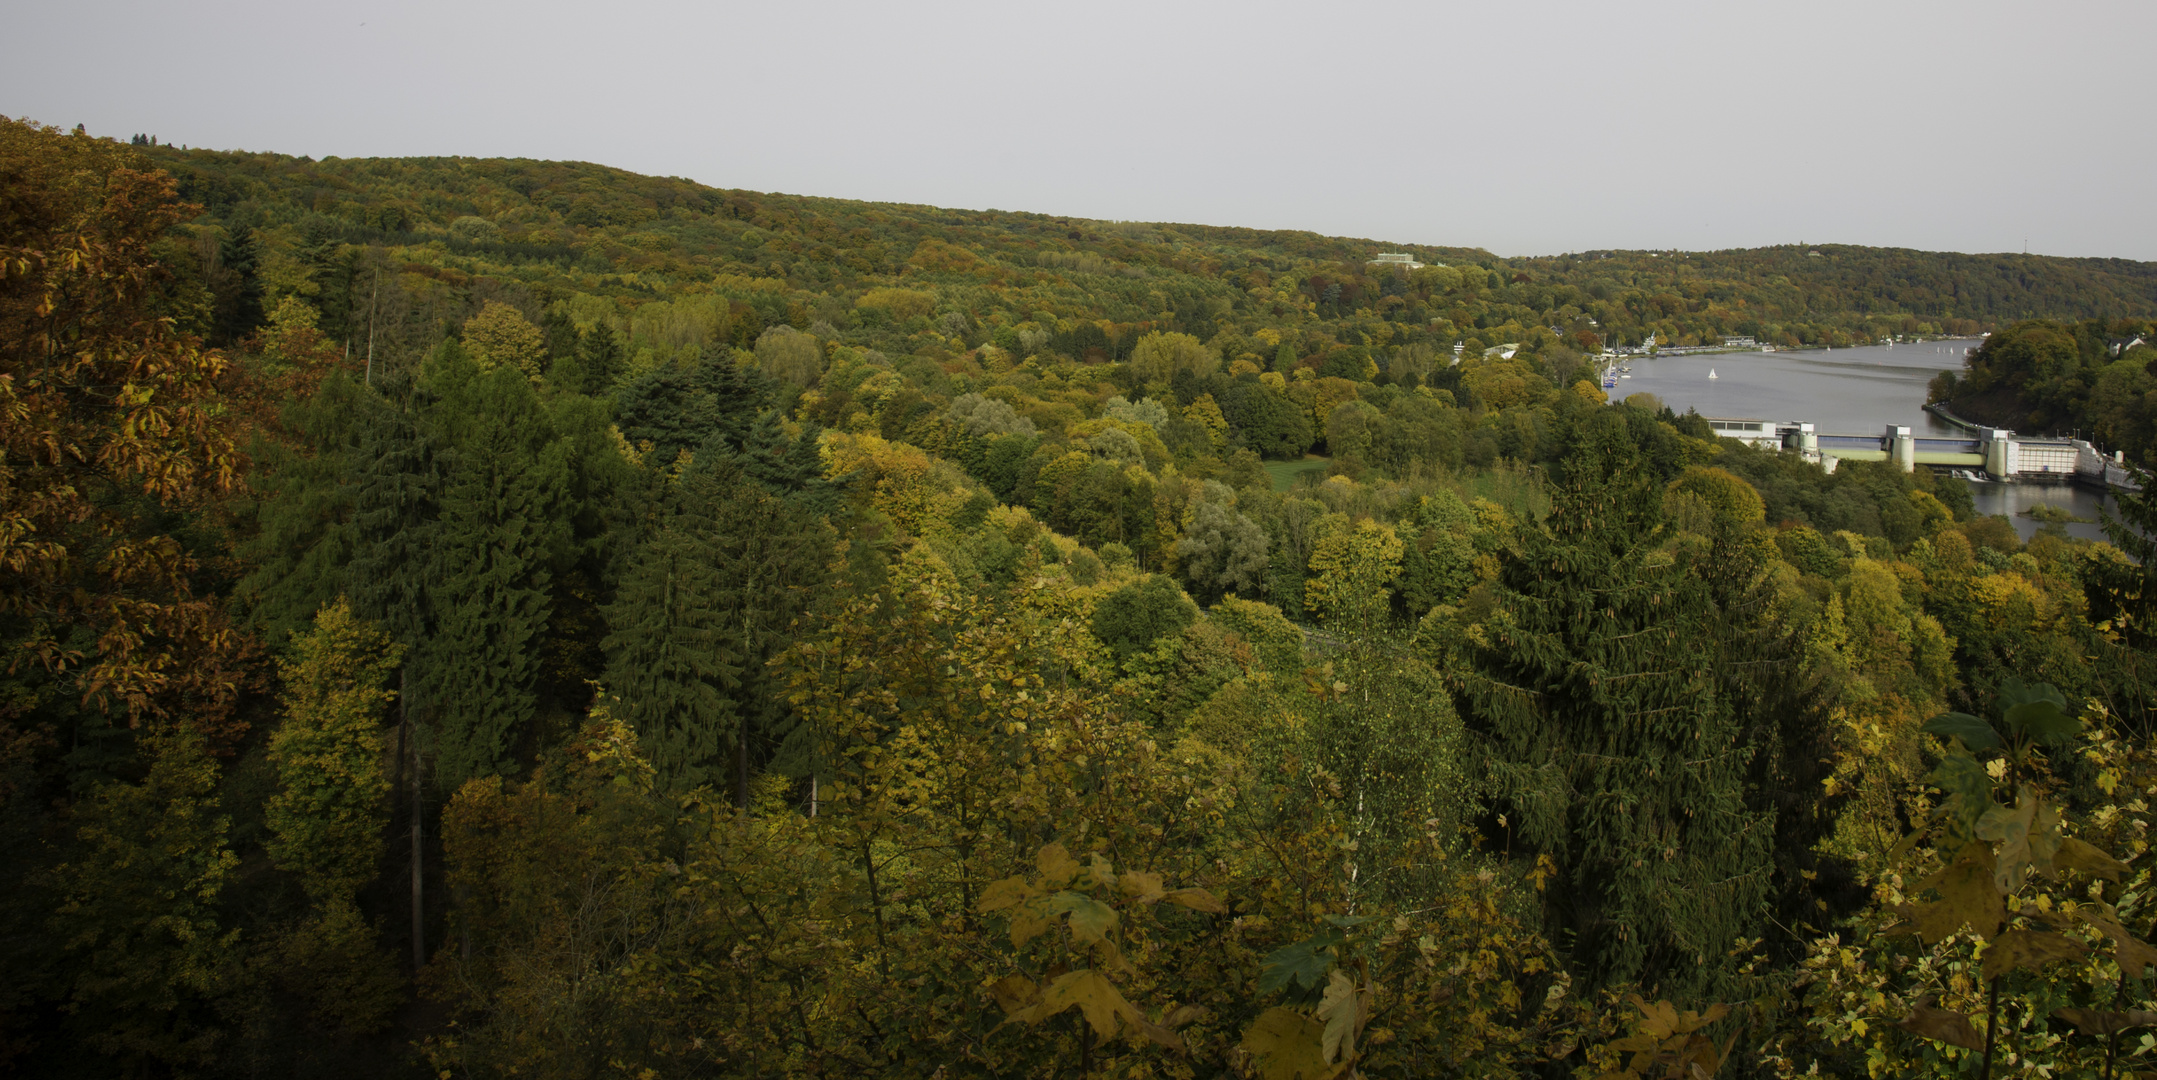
1708 368 1718 380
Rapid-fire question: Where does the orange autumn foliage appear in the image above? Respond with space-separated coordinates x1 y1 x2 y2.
0 118 254 741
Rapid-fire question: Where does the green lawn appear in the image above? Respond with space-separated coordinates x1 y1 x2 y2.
1263 456 1331 491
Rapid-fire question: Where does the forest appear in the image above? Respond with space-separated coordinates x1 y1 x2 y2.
6 114 2157 1078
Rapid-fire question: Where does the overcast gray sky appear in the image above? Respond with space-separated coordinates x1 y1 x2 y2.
6 0 2152 260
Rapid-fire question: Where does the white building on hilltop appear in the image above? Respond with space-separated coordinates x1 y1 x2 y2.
1367 253 1426 271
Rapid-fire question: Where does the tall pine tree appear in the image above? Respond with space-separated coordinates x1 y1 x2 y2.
347 391 443 649
574 322 623 396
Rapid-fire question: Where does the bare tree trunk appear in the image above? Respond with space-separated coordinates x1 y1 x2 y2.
365 271 380 387
735 725 749 812
394 695 407 815
408 670 425 974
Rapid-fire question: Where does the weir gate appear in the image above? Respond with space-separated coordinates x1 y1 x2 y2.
1703 418 2139 490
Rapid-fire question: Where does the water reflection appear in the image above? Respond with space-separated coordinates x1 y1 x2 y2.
1964 480 2118 543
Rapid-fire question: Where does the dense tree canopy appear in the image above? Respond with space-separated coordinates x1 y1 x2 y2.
4 115 2157 1079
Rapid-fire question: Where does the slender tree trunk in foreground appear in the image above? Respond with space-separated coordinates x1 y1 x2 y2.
408 669 425 973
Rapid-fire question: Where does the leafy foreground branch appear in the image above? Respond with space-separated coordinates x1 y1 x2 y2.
1768 683 2157 1078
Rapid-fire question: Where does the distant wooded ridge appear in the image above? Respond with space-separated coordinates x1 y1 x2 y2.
138 145 2157 367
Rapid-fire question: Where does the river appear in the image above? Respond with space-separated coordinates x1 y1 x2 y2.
1616 340 2120 542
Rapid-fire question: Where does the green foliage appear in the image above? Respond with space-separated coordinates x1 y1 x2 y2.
420 360 570 790
1178 499 1270 602
48 727 238 1071
755 324 825 388
612 345 770 468
1947 320 2157 458
945 391 1037 437
1092 575 1200 662
1304 518 1404 628
11 117 2157 1079
266 597 403 901
1434 411 1815 996
236 371 385 645
460 300 545 379
1206 596 1305 674
1222 379 1315 460
1128 331 1218 385
605 465 829 796
601 515 741 791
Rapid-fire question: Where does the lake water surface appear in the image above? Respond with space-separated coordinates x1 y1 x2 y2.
1616 341 2119 542
1617 341 1972 436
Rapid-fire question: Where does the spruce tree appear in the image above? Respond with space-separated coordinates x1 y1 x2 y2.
614 346 769 466
212 224 265 345
719 409 836 508
690 464 831 805
575 322 623 395
602 516 741 791
420 364 568 788
347 394 442 651
1445 409 1777 996
237 372 383 646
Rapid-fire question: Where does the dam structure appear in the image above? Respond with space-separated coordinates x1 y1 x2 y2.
1702 417 2139 490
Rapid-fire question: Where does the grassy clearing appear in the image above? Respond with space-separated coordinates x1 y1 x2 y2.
1263 456 1331 491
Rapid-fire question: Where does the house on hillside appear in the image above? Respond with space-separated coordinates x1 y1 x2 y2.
1367 253 1426 271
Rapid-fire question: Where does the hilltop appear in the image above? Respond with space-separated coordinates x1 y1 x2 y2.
139 145 2157 371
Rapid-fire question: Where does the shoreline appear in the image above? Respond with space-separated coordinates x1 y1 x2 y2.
1608 336 1983 361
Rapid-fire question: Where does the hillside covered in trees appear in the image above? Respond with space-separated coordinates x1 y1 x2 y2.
137 139 2157 371
1930 318 2157 461
8 116 2157 1078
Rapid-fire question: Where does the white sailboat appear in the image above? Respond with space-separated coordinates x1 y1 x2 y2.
1707 368 1718 379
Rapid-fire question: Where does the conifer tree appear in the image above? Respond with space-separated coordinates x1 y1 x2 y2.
212 224 265 345
692 464 830 805
347 395 443 647
602 517 741 791
342 370 448 972
421 364 569 789
614 346 769 466
1443 410 1776 996
721 409 837 508
575 322 623 395
237 373 382 646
